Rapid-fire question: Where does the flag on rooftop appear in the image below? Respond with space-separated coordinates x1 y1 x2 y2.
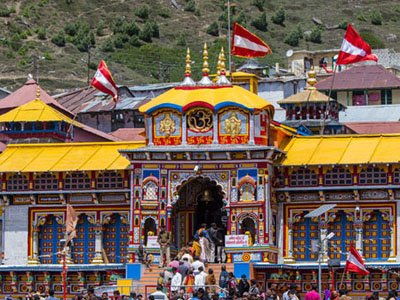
345 244 369 275
91 60 119 102
336 24 378 65
231 23 272 58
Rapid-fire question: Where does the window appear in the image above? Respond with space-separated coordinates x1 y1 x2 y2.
35 173 58 190
97 171 123 189
7 174 29 191
352 90 366 106
359 166 387 185
38 216 63 264
381 89 392 105
64 172 91 190
289 168 318 187
324 168 352 185
328 211 354 260
393 168 400 184
143 181 158 201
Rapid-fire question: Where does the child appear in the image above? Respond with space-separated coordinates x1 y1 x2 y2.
136 245 152 270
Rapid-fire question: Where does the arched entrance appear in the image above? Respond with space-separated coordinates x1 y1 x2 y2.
173 177 226 248
143 217 157 246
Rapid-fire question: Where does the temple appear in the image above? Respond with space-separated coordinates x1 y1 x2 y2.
0 46 398 297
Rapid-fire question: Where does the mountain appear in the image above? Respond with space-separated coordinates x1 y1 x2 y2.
0 0 398 93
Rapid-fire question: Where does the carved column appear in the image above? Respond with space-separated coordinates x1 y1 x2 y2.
388 215 396 261
249 114 255 145
28 223 40 265
182 113 187 145
284 218 296 263
354 218 363 255
212 113 218 144
319 219 329 262
92 221 104 264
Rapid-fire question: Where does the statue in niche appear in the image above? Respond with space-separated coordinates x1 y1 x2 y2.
224 112 242 137
159 113 176 137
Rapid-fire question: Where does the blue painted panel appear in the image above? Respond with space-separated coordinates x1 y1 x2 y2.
73 215 95 264
143 170 160 179
103 214 129 263
234 263 250 279
126 263 142 280
238 169 258 180
39 216 63 264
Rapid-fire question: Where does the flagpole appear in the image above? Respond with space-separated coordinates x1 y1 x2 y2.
62 223 68 300
339 268 346 290
320 62 338 135
227 0 232 75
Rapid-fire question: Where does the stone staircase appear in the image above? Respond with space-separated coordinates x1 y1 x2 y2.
135 263 235 295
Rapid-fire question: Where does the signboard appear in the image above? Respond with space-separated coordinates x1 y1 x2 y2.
38 195 61 204
225 235 249 247
146 236 160 248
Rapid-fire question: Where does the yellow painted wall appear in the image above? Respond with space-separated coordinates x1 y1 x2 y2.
393 89 400 104
337 91 348 106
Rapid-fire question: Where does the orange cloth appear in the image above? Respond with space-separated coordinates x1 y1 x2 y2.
184 274 195 293
193 241 201 257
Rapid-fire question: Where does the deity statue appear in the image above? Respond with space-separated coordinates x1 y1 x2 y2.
224 112 242 137
245 231 253 246
159 113 176 137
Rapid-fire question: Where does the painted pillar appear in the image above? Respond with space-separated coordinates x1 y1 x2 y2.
249 114 255 145
92 222 104 264
146 117 153 146
28 225 40 265
212 113 218 144
286 219 295 262
319 219 328 262
388 215 396 261
354 209 363 255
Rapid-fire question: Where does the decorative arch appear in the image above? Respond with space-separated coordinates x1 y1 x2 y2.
238 214 257 245
142 175 159 201
238 175 256 201
170 172 229 206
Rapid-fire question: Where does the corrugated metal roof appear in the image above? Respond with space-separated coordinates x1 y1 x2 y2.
0 141 145 172
282 134 400 166
345 122 400 134
316 65 400 90
0 99 80 124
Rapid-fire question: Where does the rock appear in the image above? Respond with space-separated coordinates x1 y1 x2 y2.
312 17 324 26
387 34 397 42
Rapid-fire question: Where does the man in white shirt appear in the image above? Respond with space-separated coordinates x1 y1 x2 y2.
150 286 168 300
191 260 205 273
171 267 183 293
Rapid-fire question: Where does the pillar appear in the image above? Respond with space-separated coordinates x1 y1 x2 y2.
182 113 187 145
283 219 296 264
249 114 255 145
319 219 329 262
28 226 40 265
92 222 104 264
212 113 218 144
388 215 396 261
354 219 363 255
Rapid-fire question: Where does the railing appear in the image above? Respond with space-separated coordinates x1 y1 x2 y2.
98 284 229 299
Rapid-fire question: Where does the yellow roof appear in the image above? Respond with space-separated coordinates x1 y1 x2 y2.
0 99 79 124
277 89 334 104
281 134 400 166
0 141 144 173
139 85 274 116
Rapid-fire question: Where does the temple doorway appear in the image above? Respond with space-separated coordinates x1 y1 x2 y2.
173 177 226 249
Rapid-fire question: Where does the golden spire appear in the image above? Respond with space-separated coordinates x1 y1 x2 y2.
181 48 195 86
216 47 231 86
36 86 41 100
220 47 226 75
185 48 192 77
202 42 209 76
217 52 222 76
307 67 317 90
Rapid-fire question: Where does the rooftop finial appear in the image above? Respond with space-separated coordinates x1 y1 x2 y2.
216 47 231 86
202 43 209 75
185 48 192 76
36 86 41 100
307 66 317 90
198 43 213 86
217 52 222 77
181 48 196 86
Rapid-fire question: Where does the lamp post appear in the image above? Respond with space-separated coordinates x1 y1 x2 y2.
318 232 335 296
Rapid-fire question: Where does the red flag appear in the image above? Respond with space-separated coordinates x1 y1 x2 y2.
345 244 369 275
231 23 272 58
336 24 378 65
65 204 78 245
91 60 119 102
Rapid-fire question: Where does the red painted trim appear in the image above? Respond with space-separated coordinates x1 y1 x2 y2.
182 101 215 112
175 85 233 90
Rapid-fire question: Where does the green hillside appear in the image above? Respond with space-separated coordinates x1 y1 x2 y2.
0 0 398 93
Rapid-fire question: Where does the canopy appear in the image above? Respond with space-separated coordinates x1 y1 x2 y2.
0 141 144 172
